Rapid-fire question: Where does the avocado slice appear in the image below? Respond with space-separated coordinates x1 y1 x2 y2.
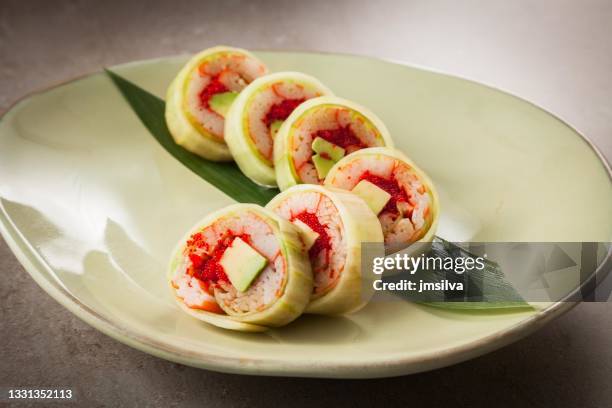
312 137 345 162
312 154 336 179
270 120 283 139
292 219 320 250
219 237 268 292
209 91 238 117
351 180 391 215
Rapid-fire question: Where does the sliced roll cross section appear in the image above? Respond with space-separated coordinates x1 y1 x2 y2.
165 46 268 161
274 96 394 191
325 147 439 246
266 185 384 315
168 204 313 332
225 72 333 186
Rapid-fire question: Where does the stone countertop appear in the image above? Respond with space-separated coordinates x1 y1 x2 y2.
1 1 610 406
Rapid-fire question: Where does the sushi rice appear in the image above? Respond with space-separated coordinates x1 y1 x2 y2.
325 147 439 246
266 185 384 315
274 96 394 191
224 72 333 186
165 46 268 161
166 47 442 330
168 204 313 332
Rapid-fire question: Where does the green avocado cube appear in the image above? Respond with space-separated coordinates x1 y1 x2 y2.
312 154 336 179
219 237 268 292
351 179 391 215
209 91 238 117
292 219 320 250
270 120 283 139
312 137 345 162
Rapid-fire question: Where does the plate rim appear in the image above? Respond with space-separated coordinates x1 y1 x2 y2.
0 51 610 378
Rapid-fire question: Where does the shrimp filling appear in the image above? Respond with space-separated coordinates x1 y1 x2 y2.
265 98 305 127
187 233 250 286
361 167 430 244
316 126 366 151
289 105 385 184
198 77 230 110
326 154 432 245
359 172 409 217
172 212 286 315
185 52 267 141
246 81 323 163
293 212 331 261
270 191 346 298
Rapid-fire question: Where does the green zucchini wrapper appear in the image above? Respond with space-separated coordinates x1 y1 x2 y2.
274 96 394 191
266 185 385 315
224 72 333 186
165 46 267 161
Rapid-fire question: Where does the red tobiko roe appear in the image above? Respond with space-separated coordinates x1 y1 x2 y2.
188 252 227 285
198 76 229 109
264 98 305 126
315 126 366 150
187 233 253 285
360 172 409 215
293 212 331 259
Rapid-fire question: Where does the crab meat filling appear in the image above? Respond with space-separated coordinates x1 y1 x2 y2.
172 211 286 315
290 105 386 184
273 191 346 298
185 52 267 141
327 155 432 245
246 81 323 163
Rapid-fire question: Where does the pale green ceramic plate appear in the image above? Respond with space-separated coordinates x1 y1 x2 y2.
1 52 611 378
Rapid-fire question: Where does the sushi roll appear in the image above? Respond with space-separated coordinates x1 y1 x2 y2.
266 185 384 315
324 147 439 246
274 96 394 191
165 46 268 161
225 72 333 186
168 204 313 332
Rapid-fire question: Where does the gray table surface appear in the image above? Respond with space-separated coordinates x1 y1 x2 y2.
1 1 611 407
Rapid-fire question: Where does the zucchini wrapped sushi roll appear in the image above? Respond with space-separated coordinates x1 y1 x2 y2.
266 185 384 315
325 147 439 246
165 46 268 161
168 204 313 332
225 72 333 186
274 96 394 191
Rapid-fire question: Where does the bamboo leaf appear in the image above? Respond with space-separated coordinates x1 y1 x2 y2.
105 69 279 206
383 238 532 310
424 238 532 310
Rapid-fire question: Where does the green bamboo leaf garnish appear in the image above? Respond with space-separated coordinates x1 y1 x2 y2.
106 69 531 312
418 238 532 310
105 69 279 206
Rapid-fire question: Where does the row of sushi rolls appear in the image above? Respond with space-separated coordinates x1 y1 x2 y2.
166 46 440 332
